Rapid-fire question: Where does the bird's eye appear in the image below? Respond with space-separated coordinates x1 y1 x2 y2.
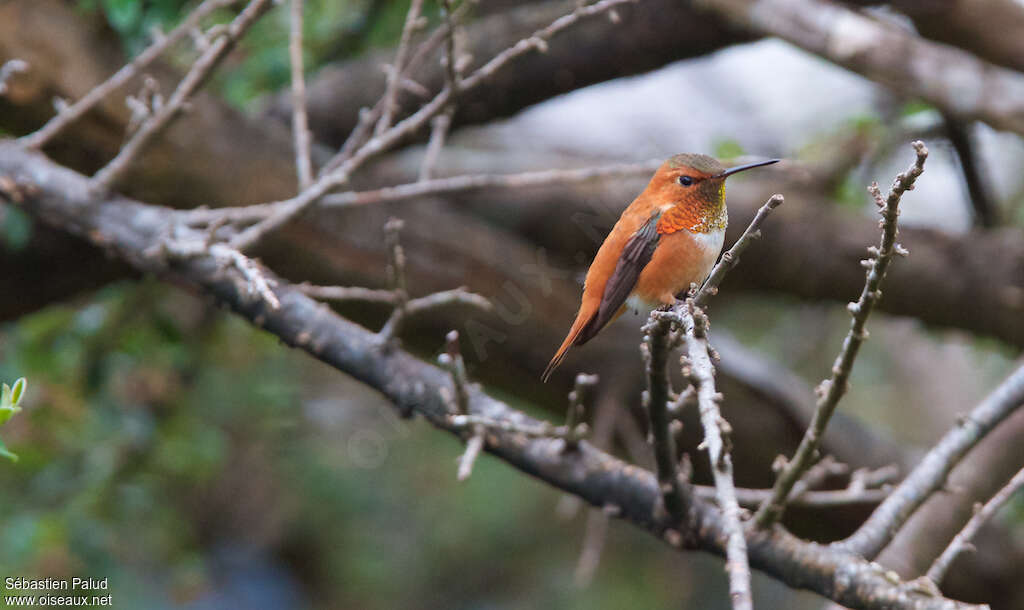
678 175 694 186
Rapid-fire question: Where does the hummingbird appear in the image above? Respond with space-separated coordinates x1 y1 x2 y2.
542 154 779 382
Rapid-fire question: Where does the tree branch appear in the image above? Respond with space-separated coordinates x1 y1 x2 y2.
754 142 927 528
840 360 1024 560
0 140 987 610
288 0 313 190
18 0 234 150
89 0 273 193
926 466 1024 586
700 0 1024 137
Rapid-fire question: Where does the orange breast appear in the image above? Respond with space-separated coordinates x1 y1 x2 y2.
631 229 724 307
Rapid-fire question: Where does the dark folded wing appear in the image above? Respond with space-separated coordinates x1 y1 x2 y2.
577 212 661 344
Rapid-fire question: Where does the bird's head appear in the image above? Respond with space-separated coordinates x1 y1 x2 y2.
645 153 780 232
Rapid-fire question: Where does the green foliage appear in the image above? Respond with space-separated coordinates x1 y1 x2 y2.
76 0 416 107
899 99 935 118
0 377 26 461
713 139 745 160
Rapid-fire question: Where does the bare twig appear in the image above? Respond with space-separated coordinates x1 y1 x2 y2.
754 142 927 529
842 360 1024 559
404 288 492 316
417 0 459 184
419 111 453 181
89 0 273 193
289 0 314 190
18 0 234 149
376 0 425 135
377 218 410 343
694 194 784 308
457 432 485 481
438 330 482 480
0 59 28 97
227 0 637 251
642 313 692 525
182 161 661 229
295 283 398 304
565 373 598 448
673 301 753 610
926 466 1024 585
295 222 490 338
707 483 889 509
321 0 476 175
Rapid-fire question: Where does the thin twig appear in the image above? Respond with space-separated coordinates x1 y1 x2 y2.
565 373 598 449
185 162 661 225
376 0 425 135
708 485 890 509
672 301 753 610
377 218 410 343
754 141 928 529
289 0 314 190
694 194 784 308
404 287 493 316
642 313 692 526
419 110 453 181
89 0 273 193
417 0 459 183
842 360 1024 559
457 432 485 481
296 283 398 304
19 0 234 149
438 330 483 480
227 0 636 251
321 0 476 176
926 466 1024 585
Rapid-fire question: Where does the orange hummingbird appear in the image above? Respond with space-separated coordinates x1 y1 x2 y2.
542 154 779 382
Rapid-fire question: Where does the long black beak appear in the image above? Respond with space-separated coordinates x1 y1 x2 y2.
714 158 781 179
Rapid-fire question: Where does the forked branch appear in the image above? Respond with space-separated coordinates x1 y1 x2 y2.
754 141 927 528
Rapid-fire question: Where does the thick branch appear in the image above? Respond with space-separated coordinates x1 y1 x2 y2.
701 0 1024 137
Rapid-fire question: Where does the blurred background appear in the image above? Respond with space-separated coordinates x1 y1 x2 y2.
1 0 1023 608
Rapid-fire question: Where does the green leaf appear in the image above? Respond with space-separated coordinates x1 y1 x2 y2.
0 438 17 462
10 377 25 407
1 383 9 409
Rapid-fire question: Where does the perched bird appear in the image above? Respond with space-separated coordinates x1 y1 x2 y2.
542 154 779 382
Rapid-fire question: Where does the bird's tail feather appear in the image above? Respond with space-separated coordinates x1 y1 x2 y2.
541 307 595 382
